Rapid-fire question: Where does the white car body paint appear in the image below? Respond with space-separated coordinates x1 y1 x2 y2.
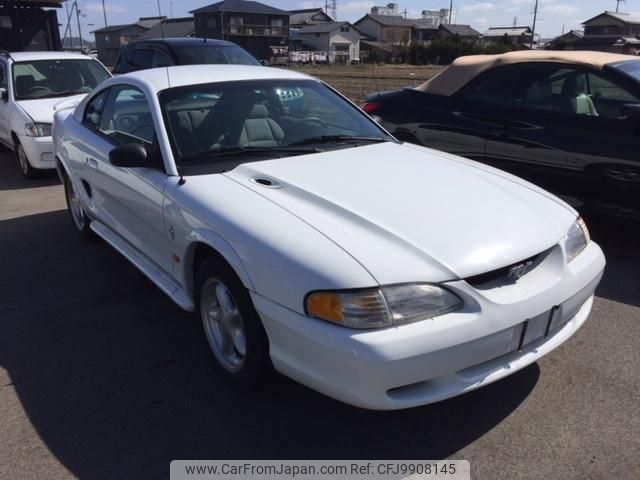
54 65 606 410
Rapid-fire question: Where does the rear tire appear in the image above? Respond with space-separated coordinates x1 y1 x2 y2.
196 256 271 389
64 174 94 240
15 141 38 179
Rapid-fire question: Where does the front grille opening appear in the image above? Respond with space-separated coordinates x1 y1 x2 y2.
465 248 552 287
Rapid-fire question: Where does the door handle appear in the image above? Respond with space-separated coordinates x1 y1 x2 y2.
86 157 98 169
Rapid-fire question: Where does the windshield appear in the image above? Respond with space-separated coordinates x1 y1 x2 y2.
160 79 391 170
613 60 640 83
172 44 260 66
12 59 110 101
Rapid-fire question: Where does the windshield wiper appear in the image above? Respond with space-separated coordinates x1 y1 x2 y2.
183 145 322 162
288 135 389 146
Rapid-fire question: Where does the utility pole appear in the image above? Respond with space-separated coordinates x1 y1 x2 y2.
449 0 453 24
75 0 84 52
616 0 626 13
530 0 538 49
157 0 165 39
101 0 107 27
65 0 74 49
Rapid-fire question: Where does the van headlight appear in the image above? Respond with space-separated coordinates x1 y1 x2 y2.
25 122 52 137
565 217 590 262
305 284 462 329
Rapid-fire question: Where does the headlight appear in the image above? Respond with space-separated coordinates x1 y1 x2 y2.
305 284 462 329
24 123 52 137
565 217 590 262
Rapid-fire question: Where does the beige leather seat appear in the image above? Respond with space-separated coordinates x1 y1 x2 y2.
238 104 284 147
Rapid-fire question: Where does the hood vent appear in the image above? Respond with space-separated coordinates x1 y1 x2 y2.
250 176 284 189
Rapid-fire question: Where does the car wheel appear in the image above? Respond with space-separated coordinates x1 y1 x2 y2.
15 141 37 179
196 257 271 388
64 174 94 239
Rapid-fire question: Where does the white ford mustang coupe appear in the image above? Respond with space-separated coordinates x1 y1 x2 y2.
53 65 605 410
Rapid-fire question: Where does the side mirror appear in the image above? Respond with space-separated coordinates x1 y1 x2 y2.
109 143 150 168
0 87 7 101
260 59 270 66
620 103 640 121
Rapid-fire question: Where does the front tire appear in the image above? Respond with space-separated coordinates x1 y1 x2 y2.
64 174 94 239
15 141 38 179
196 257 271 389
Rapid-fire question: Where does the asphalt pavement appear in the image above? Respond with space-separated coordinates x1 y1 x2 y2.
0 150 638 480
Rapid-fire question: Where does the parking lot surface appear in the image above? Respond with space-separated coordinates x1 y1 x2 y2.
0 150 639 480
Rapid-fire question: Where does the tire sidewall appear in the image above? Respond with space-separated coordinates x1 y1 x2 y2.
195 257 270 389
64 174 93 239
15 141 37 178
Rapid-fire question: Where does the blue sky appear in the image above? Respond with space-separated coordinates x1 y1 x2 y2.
62 0 638 40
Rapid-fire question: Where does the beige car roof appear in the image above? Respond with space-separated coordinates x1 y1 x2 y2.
417 50 639 96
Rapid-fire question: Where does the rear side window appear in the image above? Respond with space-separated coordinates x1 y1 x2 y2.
130 48 153 68
84 89 110 129
457 67 513 107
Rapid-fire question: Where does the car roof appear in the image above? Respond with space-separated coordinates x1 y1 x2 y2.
108 64 313 92
7 51 95 62
417 50 640 96
133 37 235 46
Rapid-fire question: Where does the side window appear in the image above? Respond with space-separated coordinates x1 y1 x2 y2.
0 61 6 90
152 48 173 68
84 89 110 129
130 48 153 68
586 72 640 120
98 86 155 146
457 67 514 107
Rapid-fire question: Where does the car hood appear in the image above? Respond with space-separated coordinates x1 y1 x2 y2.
223 142 576 284
17 94 87 124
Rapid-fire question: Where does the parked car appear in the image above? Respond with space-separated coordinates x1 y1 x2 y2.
0 51 111 178
363 51 640 221
112 37 260 74
53 65 605 410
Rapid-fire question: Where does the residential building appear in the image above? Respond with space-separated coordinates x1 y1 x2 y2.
576 11 640 54
370 3 399 16
434 24 481 42
0 0 62 52
191 0 290 61
92 16 164 66
544 30 584 50
290 21 359 63
354 14 414 45
139 17 195 40
421 8 450 28
289 8 332 29
410 19 438 44
484 26 533 48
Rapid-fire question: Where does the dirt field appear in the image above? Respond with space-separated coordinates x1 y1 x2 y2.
283 64 444 104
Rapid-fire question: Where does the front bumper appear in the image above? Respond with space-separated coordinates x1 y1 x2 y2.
253 241 606 410
17 135 55 170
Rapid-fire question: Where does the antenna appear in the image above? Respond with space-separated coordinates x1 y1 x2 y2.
325 0 337 20
513 17 517 27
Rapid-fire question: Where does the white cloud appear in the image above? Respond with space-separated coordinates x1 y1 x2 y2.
84 2 127 14
542 4 579 16
460 2 495 13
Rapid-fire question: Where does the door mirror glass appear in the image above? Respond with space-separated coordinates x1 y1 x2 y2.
109 143 149 167
0 87 7 101
620 103 640 121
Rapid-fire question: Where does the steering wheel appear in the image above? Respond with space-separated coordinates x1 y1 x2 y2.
301 116 327 128
26 86 51 96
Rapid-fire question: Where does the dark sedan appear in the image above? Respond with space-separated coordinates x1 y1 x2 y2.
113 37 260 74
363 51 640 220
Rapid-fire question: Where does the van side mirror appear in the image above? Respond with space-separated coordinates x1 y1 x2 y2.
620 103 640 121
0 88 7 101
109 143 150 168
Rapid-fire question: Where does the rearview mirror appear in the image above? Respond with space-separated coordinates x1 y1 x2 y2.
620 103 640 121
0 88 7 101
109 143 150 168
